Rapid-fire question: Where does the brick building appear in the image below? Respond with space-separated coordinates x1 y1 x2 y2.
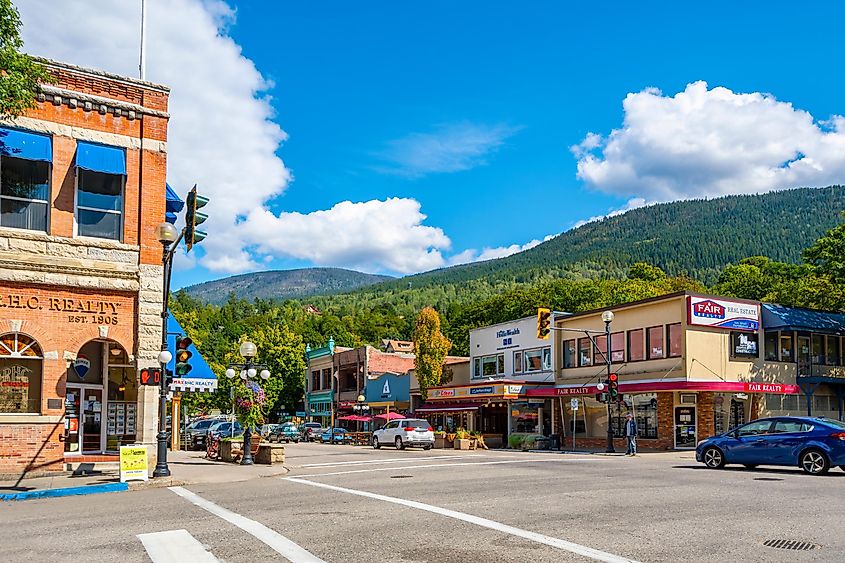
0 60 169 477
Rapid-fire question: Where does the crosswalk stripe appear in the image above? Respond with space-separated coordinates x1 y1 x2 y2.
137 529 219 563
169 486 325 563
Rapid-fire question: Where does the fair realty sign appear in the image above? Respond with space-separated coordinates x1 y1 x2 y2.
688 296 759 331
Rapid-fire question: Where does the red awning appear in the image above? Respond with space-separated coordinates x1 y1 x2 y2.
374 412 405 421
525 380 801 397
415 403 480 413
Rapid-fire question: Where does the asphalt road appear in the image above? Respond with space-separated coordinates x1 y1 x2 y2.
2 443 843 562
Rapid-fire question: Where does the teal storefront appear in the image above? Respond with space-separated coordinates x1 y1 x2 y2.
306 390 334 425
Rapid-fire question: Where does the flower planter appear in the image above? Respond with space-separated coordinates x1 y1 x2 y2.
454 438 474 450
433 436 447 449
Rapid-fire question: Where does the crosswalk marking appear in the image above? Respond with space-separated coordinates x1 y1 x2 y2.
169 486 325 563
137 529 219 563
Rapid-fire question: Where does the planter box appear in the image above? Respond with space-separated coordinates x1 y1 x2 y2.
220 440 236 462
454 438 474 450
433 436 447 449
254 443 285 465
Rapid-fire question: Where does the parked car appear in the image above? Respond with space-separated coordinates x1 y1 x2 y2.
269 423 301 443
260 424 280 439
696 416 845 475
320 428 349 443
186 417 226 450
300 422 325 442
372 419 434 450
207 421 243 444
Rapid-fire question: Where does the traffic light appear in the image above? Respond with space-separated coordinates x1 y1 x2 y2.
175 336 193 376
536 307 551 340
608 373 619 401
140 368 161 386
595 392 608 403
185 184 209 252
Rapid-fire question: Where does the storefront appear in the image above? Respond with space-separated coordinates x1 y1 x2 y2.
306 390 333 427
363 372 411 416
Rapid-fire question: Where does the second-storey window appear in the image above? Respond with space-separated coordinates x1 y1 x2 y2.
0 128 51 232
610 332 624 363
77 170 123 240
627 329 644 361
647 326 664 359
521 347 551 372
667 323 682 357
578 338 592 367
563 339 576 368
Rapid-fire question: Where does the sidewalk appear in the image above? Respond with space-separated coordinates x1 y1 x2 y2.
1 449 289 501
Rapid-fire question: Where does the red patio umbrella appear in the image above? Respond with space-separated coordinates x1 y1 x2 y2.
375 412 405 421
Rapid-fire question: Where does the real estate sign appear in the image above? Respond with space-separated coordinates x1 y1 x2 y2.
687 296 759 331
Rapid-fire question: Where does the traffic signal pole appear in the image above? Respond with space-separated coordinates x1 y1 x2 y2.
603 318 615 453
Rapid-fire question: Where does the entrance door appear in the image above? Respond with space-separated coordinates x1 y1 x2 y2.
65 385 104 454
674 406 697 448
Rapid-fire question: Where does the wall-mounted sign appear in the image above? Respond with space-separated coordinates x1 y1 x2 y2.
73 355 91 378
469 386 494 395
688 296 759 331
731 331 759 358
382 380 391 396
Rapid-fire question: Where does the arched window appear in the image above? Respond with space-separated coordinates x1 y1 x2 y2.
0 332 43 413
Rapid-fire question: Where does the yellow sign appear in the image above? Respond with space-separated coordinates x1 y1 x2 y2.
119 445 149 482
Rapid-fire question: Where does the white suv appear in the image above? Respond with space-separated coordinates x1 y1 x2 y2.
372 419 434 450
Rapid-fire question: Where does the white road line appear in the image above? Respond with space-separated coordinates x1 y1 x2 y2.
301 454 484 467
169 486 325 563
294 457 602 477
137 529 219 563
285 478 638 563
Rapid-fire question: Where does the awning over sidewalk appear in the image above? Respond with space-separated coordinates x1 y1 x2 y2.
416 403 480 413
526 380 801 397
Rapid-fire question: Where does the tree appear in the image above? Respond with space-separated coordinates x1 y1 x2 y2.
628 262 666 282
804 220 845 285
0 0 51 118
413 307 452 401
249 324 306 420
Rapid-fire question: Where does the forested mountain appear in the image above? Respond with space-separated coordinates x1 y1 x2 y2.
183 268 393 304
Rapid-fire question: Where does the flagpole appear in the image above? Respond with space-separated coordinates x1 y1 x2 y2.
139 0 147 80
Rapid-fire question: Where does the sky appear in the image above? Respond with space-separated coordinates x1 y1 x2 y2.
15 1 845 288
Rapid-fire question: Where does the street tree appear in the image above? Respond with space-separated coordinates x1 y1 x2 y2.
0 0 51 118
413 307 452 401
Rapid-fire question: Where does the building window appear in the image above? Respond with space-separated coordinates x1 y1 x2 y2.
578 338 592 367
827 336 841 366
610 332 624 363
647 326 664 359
542 347 552 371
311 370 320 391
475 354 505 377
595 335 607 365
627 329 644 361
563 339 576 368
764 331 778 361
667 323 681 357
76 169 123 240
1 155 50 232
812 334 825 365
522 347 551 373
779 333 794 362
610 393 658 439
0 332 43 414
513 351 523 373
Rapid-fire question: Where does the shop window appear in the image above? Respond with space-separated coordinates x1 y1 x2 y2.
0 333 43 413
764 331 778 361
609 393 658 438
667 323 682 357
627 329 644 361
812 334 825 365
578 338 592 367
513 351 523 373
76 169 123 240
511 402 540 433
779 333 794 362
563 340 576 368
647 326 664 359
827 336 841 366
610 332 624 363
0 155 50 232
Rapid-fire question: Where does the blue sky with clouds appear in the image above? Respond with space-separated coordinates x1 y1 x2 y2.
18 1 845 288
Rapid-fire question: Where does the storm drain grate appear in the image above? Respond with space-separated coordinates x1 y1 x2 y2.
763 539 819 551
390 475 413 479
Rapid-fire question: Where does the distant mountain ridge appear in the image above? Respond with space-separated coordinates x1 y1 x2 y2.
183 268 393 304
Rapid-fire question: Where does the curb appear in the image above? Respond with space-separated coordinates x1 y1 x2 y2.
1 482 128 501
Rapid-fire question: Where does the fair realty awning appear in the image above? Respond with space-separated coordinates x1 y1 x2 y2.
76 141 126 175
0 127 51 161
166 312 218 393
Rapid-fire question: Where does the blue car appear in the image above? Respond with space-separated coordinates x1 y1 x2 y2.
320 428 349 444
696 416 845 475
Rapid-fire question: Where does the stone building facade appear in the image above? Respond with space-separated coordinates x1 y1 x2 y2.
0 60 169 477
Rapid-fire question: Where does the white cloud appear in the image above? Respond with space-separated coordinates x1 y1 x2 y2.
18 0 290 273
571 197 649 229
240 198 451 274
449 235 555 266
573 81 845 201
375 122 519 178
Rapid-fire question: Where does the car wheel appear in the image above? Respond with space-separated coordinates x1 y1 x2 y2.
743 464 757 469
395 436 404 450
372 436 381 449
800 449 830 475
423 444 432 451
702 447 725 469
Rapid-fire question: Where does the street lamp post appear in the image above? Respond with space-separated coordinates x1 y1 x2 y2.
153 222 181 478
225 341 271 466
353 394 370 431
601 310 615 454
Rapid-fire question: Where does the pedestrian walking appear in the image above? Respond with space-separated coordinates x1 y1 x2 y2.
625 412 638 456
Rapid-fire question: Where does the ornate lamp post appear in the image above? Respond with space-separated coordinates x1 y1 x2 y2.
225 341 271 465
353 394 370 431
601 310 615 453
153 222 180 478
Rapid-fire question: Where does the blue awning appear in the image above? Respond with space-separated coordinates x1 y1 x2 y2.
762 303 845 335
165 183 184 224
0 127 52 161
76 141 126 175
166 312 218 393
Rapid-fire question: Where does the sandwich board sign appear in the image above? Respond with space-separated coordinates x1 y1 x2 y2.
119 445 149 482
